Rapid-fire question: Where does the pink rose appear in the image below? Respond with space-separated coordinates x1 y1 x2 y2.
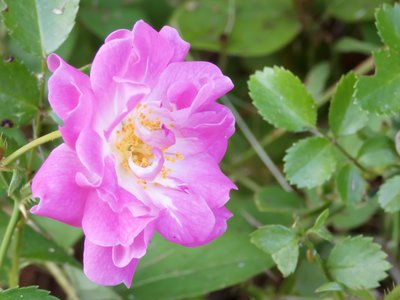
31 20 236 287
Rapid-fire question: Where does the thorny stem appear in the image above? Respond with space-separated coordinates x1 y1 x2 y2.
222 96 294 192
1 130 61 168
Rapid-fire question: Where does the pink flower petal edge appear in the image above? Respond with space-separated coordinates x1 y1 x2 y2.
31 20 236 287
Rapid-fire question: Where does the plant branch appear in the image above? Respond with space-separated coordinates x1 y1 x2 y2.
222 96 294 192
0 198 20 271
44 262 79 300
1 130 61 168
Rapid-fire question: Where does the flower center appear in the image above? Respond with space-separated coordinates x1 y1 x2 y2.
115 121 154 169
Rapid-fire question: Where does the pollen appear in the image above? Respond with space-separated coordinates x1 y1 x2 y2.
115 119 154 169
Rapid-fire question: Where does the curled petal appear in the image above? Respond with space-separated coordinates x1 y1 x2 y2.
83 239 138 287
31 144 88 227
128 148 164 181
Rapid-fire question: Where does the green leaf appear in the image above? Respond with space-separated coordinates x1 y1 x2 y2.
326 0 392 22
329 72 368 137
172 0 301 57
355 49 400 115
385 285 400 300
249 67 317 132
255 186 304 213
305 62 330 101
332 198 379 230
334 37 379 54
335 164 367 204
357 136 398 169
284 137 336 189
308 209 332 241
2 0 79 56
315 282 344 293
121 198 274 300
376 3 400 53
79 5 145 40
251 225 299 277
0 211 79 266
378 176 400 212
0 286 59 300
327 236 390 289
0 60 39 126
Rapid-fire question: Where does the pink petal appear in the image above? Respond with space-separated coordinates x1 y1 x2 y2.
112 224 155 267
154 188 215 247
128 147 164 181
47 54 94 147
167 153 236 208
83 239 137 287
82 192 154 247
159 26 190 62
152 61 233 112
31 144 88 227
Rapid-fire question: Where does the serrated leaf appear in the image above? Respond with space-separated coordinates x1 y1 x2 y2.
249 67 317 132
376 3 400 53
172 0 301 57
284 137 336 189
355 49 400 114
315 281 344 293
385 285 400 300
327 236 391 289
378 176 400 212
326 0 392 22
255 186 304 213
0 286 59 300
251 225 299 277
308 209 332 241
357 136 398 169
336 164 367 204
2 0 79 56
329 73 368 137
0 60 39 126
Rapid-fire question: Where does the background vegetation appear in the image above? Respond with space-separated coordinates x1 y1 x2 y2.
1 0 400 299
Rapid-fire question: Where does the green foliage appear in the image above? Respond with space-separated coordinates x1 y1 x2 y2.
248 67 317 132
326 0 393 22
172 0 301 57
284 137 336 188
251 225 299 277
327 236 391 289
0 60 39 126
329 72 368 137
308 209 332 241
0 286 59 300
355 49 400 114
255 186 304 213
335 164 367 204
2 0 79 56
357 136 398 169
378 176 400 212
376 3 400 52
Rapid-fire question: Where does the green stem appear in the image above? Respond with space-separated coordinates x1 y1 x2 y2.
0 199 20 271
9 218 23 288
44 263 79 300
28 57 47 171
311 128 371 174
1 130 61 167
305 239 344 300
